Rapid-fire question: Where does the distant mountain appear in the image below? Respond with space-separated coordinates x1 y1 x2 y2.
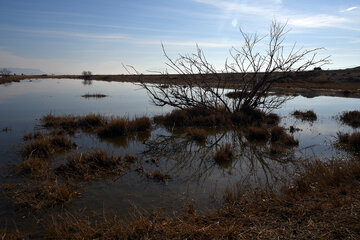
0 67 45 75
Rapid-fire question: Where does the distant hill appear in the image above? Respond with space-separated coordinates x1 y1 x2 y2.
1 67 45 75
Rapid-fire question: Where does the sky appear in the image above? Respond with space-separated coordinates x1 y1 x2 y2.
0 0 359 74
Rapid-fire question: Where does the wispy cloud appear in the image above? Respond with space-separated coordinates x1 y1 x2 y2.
288 14 350 28
341 7 359 12
193 0 355 30
0 25 128 40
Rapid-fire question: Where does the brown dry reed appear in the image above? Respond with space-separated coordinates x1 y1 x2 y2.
154 106 280 128
3 180 79 210
246 126 270 141
41 113 151 137
81 93 108 98
21 134 74 158
55 149 135 180
146 170 171 184
42 158 360 239
292 110 317 121
214 143 234 165
339 110 360 128
337 132 360 151
185 128 208 142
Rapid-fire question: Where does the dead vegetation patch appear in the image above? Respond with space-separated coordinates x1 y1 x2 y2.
81 93 108 98
32 158 360 239
337 132 360 151
21 134 74 158
292 110 317 121
214 143 234 165
15 157 52 179
3 180 80 210
185 128 208 142
55 149 135 180
41 114 151 137
339 110 360 128
246 126 270 142
154 106 279 128
146 170 171 184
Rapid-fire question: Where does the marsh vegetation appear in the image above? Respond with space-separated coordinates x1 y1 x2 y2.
0 22 359 238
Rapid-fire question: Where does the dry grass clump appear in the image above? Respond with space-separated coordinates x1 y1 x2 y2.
21 134 74 158
3 180 79 210
246 126 270 142
97 119 129 137
270 126 299 146
339 110 360 128
41 159 360 239
185 128 207 142
41 114 106 131
55 149 134 180
42 114 78 130
146 170 171 183
15 157 51 179
131 117 152 132
154 106 279 129
81 93 108 98
292 110 317 121
337 132 360 151
214 143 233 164
154 107 231 128
97 117 151 137
77 113 106 129
41 114 151 137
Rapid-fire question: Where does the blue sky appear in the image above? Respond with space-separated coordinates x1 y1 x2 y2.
0 0 359 74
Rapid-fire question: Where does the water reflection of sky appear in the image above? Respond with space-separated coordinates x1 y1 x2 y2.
0 78 359 216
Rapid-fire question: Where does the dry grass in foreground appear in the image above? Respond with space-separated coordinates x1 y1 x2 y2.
2 180 80 210
35 158 360 239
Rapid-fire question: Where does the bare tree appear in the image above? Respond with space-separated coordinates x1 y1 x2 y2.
0 68 12 77
82 70 92 80
139 21 330 113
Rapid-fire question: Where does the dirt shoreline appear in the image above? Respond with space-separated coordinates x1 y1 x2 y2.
1 67 360 98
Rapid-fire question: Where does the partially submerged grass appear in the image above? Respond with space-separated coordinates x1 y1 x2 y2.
214 143 233 165
339 110 360 128
292 110 317 121
97 117 151 138
185 128 207 142
15 157 52 179
55 149 135 180
21 134 74 158
81 93 108 98
146 170 171 184
246 126 270 142
337 132 360 151
3 180 79 210
35 158 360 239
41 114 151 137
154 106 279 128
270 126 299 146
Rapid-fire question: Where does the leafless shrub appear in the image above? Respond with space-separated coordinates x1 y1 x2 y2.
138 21 330 114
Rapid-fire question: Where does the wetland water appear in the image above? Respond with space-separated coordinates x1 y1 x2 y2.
0 78 359 223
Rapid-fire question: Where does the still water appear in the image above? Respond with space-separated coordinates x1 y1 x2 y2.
0 78 359 219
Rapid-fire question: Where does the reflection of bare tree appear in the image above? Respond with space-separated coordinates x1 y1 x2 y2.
82 79 93 85
143 129 298 189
